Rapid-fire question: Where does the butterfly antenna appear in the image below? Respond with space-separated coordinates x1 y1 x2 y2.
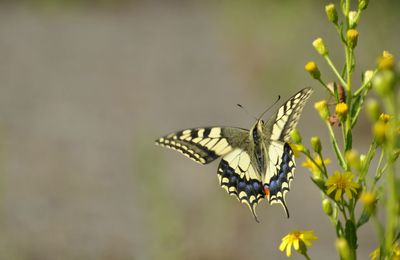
257 95 281 120
237 104 257 120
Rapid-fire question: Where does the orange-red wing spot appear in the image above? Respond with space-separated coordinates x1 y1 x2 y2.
264 186 270 199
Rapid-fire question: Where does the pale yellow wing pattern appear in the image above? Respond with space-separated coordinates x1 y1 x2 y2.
155 127 248 164
218 148 265 222
264 141 295 217
266 87 314 142
263 88 313 217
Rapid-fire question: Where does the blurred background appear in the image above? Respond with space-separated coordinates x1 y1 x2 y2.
0 0 398 259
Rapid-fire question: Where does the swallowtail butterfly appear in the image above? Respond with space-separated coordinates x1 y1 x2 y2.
155 88 313 222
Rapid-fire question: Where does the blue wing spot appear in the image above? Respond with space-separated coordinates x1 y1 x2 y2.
245 184 254 197
237 181 246 192
252 182 263 194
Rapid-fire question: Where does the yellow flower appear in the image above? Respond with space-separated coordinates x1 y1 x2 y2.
377 50 395 70
313 38 328 56
336 238 351 260
288 143 303 158
336 102 348 120
345 150 361 170
394 243 400 259
360 191 376 206
280 230 317 257
325 3 338 24
369 247 380 260
373 120 388 143
302 155 331 178
305 61 321 79
379 113 391 123
314 100 330 120
346 29 359 48
370 243 400 260
326 171 360 201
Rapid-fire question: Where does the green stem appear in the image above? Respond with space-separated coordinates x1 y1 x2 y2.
324 55 348 88
371 150 384 191
359 141 378 182
318 78 334 95
303 151 326 177
353 70 377 97
384 95 398 258
302 252 311 260
317 151 329 178
326 121 347 169
344 46 353 153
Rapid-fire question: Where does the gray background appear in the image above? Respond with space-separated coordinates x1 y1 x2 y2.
0 0 398 259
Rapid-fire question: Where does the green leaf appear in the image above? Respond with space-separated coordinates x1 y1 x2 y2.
356 208 372 228
345 220 358 250
345 130 353 151
351 90 368 128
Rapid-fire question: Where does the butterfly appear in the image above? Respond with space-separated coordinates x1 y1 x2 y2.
155 88 313 222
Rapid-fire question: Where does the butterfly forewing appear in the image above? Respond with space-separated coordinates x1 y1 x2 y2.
266 87 314 142
155 127 248 164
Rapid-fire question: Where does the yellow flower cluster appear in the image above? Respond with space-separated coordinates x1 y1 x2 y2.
326 171 360 201
302 155 331 179
280 230 318 257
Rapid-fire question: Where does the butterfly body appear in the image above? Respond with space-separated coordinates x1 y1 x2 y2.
156 88 313 222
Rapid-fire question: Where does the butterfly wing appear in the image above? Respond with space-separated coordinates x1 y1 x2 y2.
263 87 313 217
155 127 249 164
156 127 265 221
266 87 314 142
218 148 265 222
264 141 295 217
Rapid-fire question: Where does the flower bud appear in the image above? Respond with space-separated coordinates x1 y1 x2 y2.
305 61 321 79
336 238 351 260
377 51 395 70
358 0 369 11
365 99 381 122
325 4 338 24
311 136 322 153
314 100 330 120
345 150 361 171
322 198 333 216
346 29 359 49
373 121 388 144
349 11 358 28
363 70 374 85
360 154 366 168
360 191 376 214
335 102 348 121
372 70 395 97
360 191 376 206
290 129 302 144
313 38 329 56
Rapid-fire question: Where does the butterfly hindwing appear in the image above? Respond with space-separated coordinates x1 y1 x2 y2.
217 148 264 222
266 87 314 142
155 127 248 164
264 141 295 217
